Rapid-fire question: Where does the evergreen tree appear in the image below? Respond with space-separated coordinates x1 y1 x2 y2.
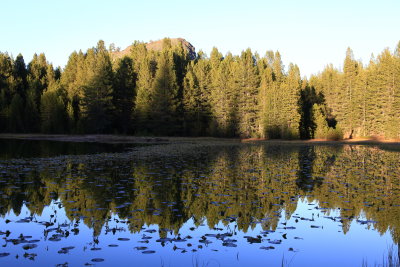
339 47 361 138
150 50 179 135
376 48 400 138
40 66 67 133
113 57 136 133
236 49 260 138
0 39 399 139
0 53 14 131
61 50 86 131
209 53 238 137
183 63 200 135
132 43 156 134
313 104 329 139
80 41 115 133
280 63 301 138
8 93 24 132
40 87 67 133
259 51 288 138
171 40 190 130
26 53 50 132
258 65 274 138
311 64 340 128
13 54 28 99
183 57 211 136
23 88 40 132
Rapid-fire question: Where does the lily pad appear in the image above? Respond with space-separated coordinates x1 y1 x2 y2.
23 244 38 250
260 246 275 250
142 250 156 254
134 246 148 250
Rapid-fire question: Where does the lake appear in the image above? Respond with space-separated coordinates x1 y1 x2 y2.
0 140 399 266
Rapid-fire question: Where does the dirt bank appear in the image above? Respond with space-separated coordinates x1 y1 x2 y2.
1 134 400 147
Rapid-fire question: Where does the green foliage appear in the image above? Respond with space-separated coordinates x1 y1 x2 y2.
183 59 211 136
149 50 179 135
113 57 136 133
258 52 302 139
209 53 238 137
40 82 67 133
313 104 330 139
8 93 24 132
24 88 40 132
0 40 399 138
237 49 260 137
132 43 156 134
312 44 400 139
81 44 114 133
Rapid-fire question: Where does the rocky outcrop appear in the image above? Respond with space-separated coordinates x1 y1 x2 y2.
113 38 196 60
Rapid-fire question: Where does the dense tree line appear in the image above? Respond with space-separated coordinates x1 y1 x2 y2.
1 38 399 138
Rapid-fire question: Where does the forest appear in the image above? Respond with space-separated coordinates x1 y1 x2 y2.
0 38 399 139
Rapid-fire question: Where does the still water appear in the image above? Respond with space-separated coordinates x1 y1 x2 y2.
0 141 399 266
0 139 131 159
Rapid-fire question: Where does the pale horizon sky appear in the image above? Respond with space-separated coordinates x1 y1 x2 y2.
1 0 399 77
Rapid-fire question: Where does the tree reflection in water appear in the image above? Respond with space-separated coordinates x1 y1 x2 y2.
0 143 399 265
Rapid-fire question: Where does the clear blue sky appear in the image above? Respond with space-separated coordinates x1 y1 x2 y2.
1 0 399 77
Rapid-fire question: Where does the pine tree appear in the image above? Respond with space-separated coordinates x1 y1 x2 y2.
183 63 200 135
193 52 212 125
26 53 50 132
132 43 156 134
61 50 86 131
40 88 67 133
376 48 399 138
0 53 14 131
313 64 341 126
313 104 329 139
209 53 238 137
236 49 260 138
23 88 40 132
392 42 400 138
258 65 274 138
150 50 179 135
80 41 115 133
183 57 211 136
113 57 136 133
13 54 28 99
280 63 301 138
40 66 67 133
339 47 361 138
258 51 287 138
171 41 190 132
8 93 24 132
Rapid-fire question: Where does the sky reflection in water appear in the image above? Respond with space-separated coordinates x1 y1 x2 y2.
0 142 399 266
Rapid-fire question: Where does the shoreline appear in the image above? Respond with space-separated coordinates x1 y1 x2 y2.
0 134 238 145
1 133 400 146
240 137 400 146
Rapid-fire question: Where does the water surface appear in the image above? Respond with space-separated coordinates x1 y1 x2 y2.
0 141 399 266
0 139 131 159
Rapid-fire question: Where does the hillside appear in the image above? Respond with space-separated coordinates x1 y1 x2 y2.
113 38 196 59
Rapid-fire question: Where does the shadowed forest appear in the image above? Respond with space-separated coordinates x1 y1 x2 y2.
1 38 399 139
